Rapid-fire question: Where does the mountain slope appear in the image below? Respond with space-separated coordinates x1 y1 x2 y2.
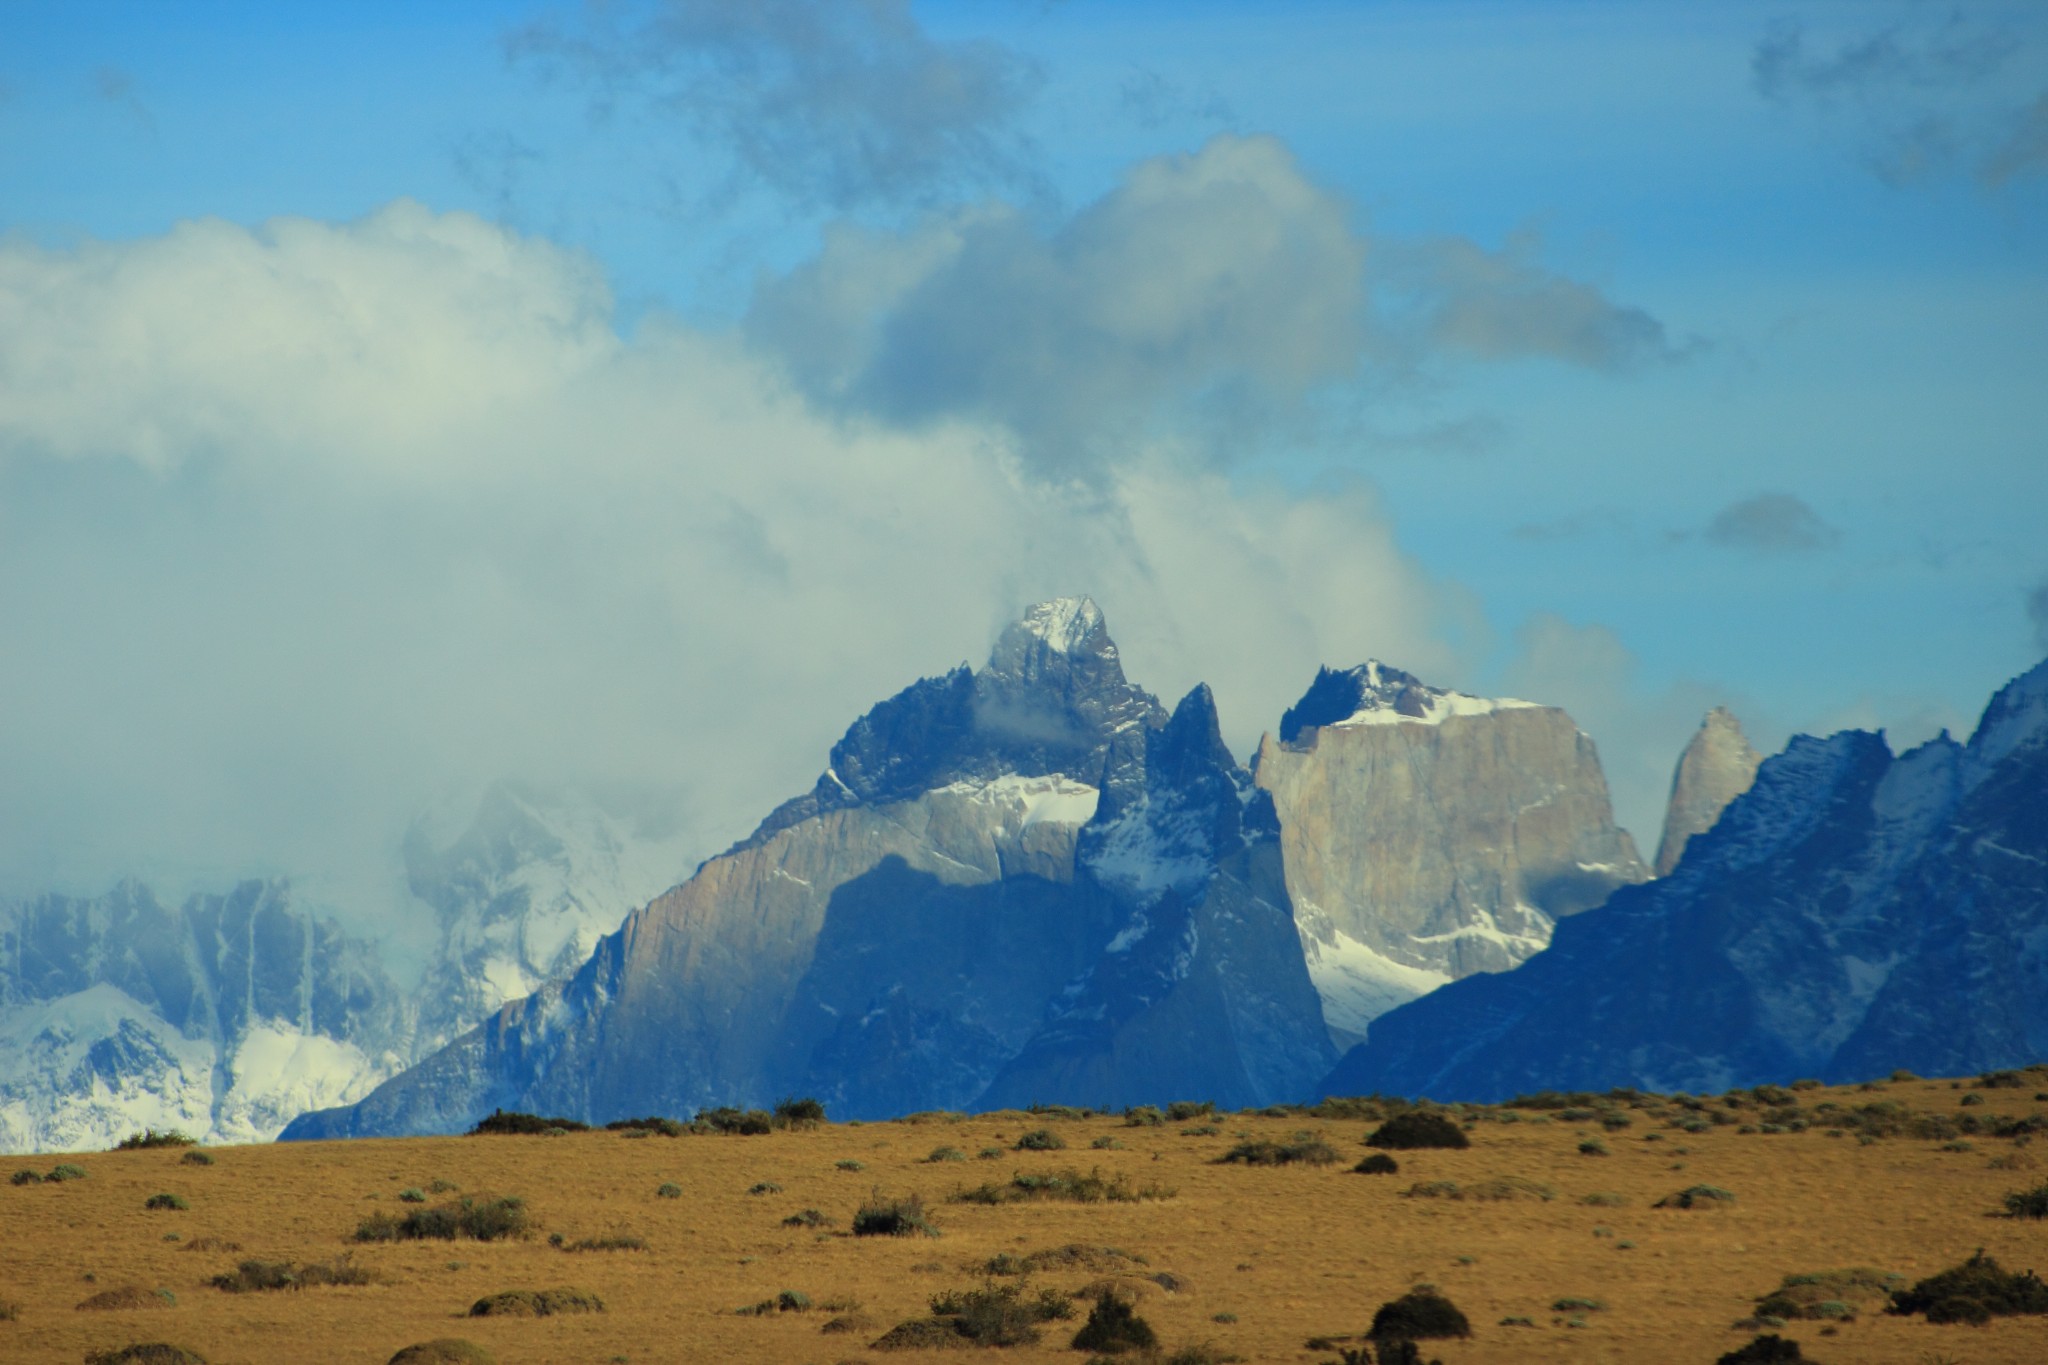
1319 658 2048 1102
1252 661 1646 1046
285 600 1332 1137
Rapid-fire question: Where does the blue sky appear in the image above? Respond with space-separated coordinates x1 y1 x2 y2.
2 0 2044 918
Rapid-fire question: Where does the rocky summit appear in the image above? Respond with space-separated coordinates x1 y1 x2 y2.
1320 656 2048 1101
1253 661 1647 1047
284 599 1333 1137
1653 706 1763 877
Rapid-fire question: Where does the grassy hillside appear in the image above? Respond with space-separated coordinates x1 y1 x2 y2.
5 1071 2048 1364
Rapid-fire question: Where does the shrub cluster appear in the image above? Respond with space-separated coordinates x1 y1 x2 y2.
604 1116 684 1137
1015 1128 1067 1151
1364 1113 1469 1151
950 1168 1175 1205
1888 1250 2048 1323
1069 1290 1156 1355
468 1287 604 1317
1217 1137 1338 1167
2004 1180 2048 1219
115 1129 198 1151
1370 1288 1471 1340
468 1110 589 1136
1654 1184 1735 1209
852 1193 939 1237
1752 1267 1898 1322
211 1257 374 1292
873 1282 1073 1350
356 1195 531 1243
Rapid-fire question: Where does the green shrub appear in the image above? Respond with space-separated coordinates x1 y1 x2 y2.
1070 1291 1157 1354
774 1096 827 1128
949 1167 1174 1205
116 1129 198 1151
1369 1288 1471 1340
1015 1128 1067 1151
177 1150 213 1167
1353 1154 1399 1175
1091 1135 1124 1150
748 1181 783 1194
835 1159 865 1171
11 1169 42 1185
926 1146 966 1163
1888 1250 2048 1320
1580 1191 1627 1206
1655 1184 1735 1209
48 1164 87 1182
468 1110 588 1136
143 1193 189 1211
655 1182 683 1199
1717 1336 1804 1363
1216 1137 1338 1166
604 1116 684 1137
2003 1181 2048 1219
211 1257 374 1292
1578 1139 1609 1156
781 1208 829 1228
468 1287 604 1316
1753 1267 1898 1321
1167 1101 1215 1122
385 1340 497 1365
556 1231 645 1252
852 1193 939 1237
1551 1297 1603 1312
1365 1113 1469 1151
397 1187 427 1203
695 1106 774 1135
83 1347 210 1365
1124 1105 1164 1127
355 1194 531 1243
77 1287 178 1311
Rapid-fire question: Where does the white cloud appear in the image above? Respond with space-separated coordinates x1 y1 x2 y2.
0 203 1463 937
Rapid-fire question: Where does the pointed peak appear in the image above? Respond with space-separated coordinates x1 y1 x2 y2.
1279 661 1537 743
1013 597 1104 655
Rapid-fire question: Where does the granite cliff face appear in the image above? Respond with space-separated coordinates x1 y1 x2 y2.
284 600 1333 1138
1253 662 1647 1047
1320 658 2048 1101
1653 707 1763 877
0 881 407 1151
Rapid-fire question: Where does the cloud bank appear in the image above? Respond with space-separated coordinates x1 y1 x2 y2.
1703 493 1841 555
0 202 1473 930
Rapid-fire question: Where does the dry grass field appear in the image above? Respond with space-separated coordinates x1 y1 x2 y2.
4 1073 2048 1365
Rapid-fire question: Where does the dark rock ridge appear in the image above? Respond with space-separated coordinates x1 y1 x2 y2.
1654 707 1763 877
284 599 1334 1137
1320 657 2048 1101
1254 661 1647 1048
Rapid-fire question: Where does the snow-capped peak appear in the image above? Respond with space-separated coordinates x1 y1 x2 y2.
1017 597 1103 654
1279 659 1539 739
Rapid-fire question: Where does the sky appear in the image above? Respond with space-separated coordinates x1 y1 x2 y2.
1 0 2044 938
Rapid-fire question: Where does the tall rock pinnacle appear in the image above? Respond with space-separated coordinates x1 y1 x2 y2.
1654 707 1763 877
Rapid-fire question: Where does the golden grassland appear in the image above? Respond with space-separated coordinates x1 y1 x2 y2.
4 1074 2048 1364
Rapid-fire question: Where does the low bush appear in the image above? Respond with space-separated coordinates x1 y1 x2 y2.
398 1187 427 1203
926 1146 967 1163
1888 1250 2048 1321
116 1129 197 1151
695 1106 774 1135
211 1257 374 1292
1753 1267 1898 1321
385 1340 497 1365
1717 1336 1804 1364
781 1208 830 1228
950 1168 1174 1205
853 1193 939 1237
873 1282 1071 1350
468 1287 604 1317
1124 1105 1165 1127
1092 1135 1125 1150
355 1194 531 1243
77 1287 176 1312
1655 1184 1735 1209
748 1181 783 1194
555 1231 645 1252
604 1116 684 1137
1015 1128 1067 1151
1167 1101 1215 1122
1070 1290 1157 1355
1578 1139 1609 1157
1216 1137 1338 1166
1551 1297 1603 1313
773 1096 826 1129
1353 1154 1399 1175
467 1110 588 1136
2003 1180 2048 1218
49 1164 87 1182
143 1193 189 1211
656 1182 682 1199
177 1148 213 1165
83 1347 209 1365
10 1168 42 1185
1364 1113 1469 1151
835 1159 865 1171
1369 1288 1471 1340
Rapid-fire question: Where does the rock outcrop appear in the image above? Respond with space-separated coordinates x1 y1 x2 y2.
1319 658 2048 1101
284 600 1334 1138
1253 662 1647 1047
1653 707 1763 877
